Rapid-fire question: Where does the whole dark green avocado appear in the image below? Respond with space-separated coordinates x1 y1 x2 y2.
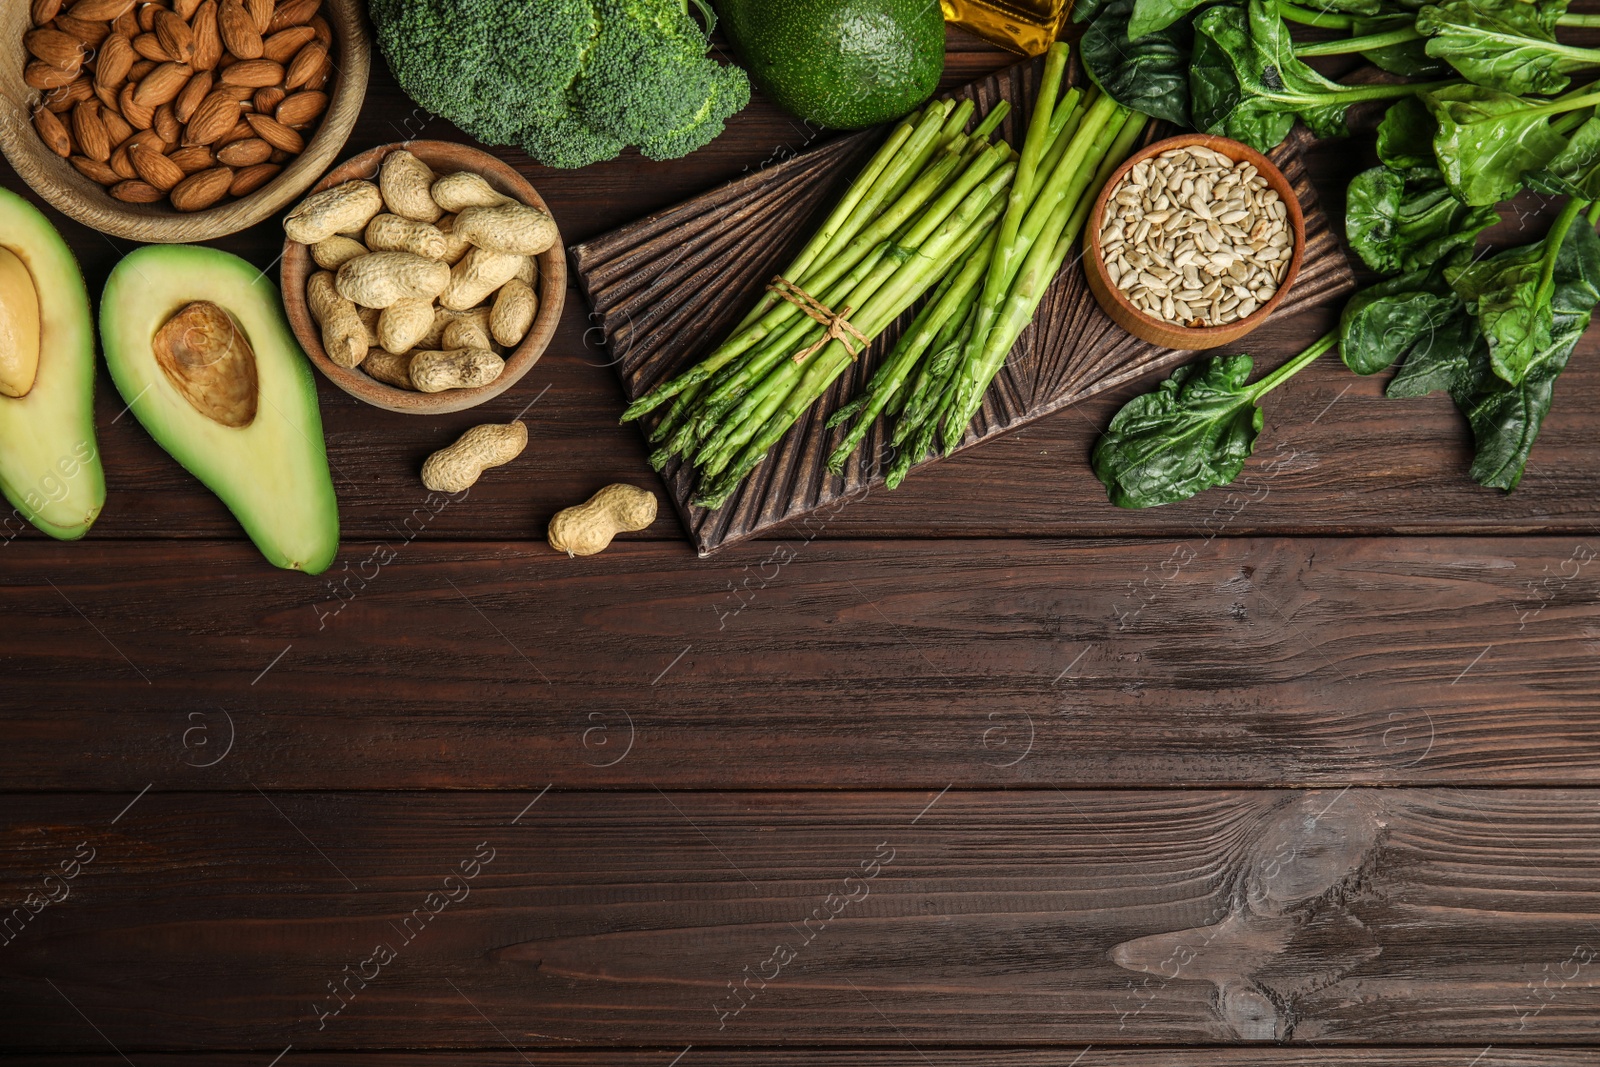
714 0 945 130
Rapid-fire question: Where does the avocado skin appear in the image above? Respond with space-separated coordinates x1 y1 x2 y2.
0 189 105 541
715 0 945 130
101 245 339 574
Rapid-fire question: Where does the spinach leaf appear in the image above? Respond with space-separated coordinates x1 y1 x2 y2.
1126 0 1210 40
1448 239 1553 384
1531 114 1600 198
1339 267 1465 374
1376 96 1440 176
1384 298 1486 396
1345 165 1499 273
1353 14 1449 77
1082 0 1195 126
1073 0 1115 23
1092 334 1338 508
1193 0 1440 153
1417 0 1597 97
1092 354 1264 508
1425 84 1579 206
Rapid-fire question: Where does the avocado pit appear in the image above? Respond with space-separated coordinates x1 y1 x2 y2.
0 246 42 398
153 301 259 428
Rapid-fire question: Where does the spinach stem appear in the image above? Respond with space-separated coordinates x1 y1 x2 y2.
1559 13 1600 28
1338 78 1461 104
1292 26 1423 58
1248 330 1339 400
1588 200 1600 227
1277 2 1354 30
1534 197 1588 313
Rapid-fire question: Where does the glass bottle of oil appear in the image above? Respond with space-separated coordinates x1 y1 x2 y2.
941 0 1074 56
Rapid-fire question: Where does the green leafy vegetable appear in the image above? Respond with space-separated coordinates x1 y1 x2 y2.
1081 0 1195 126
1417 0 1600 97
1383 299 1485 397
1424 83 1600 206
1344 165 1498 274
1339 267 1463 374
1192 0 1447 153
1376 96 1441 176
1531 113 1600 197
1092 333 1337 508
1126 0 1212 40
1446 197 1590 383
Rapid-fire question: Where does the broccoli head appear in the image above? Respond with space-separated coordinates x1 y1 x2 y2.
370 0 750 169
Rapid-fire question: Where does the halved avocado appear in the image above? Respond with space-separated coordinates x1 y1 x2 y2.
101 245 339 574
0 189 105 540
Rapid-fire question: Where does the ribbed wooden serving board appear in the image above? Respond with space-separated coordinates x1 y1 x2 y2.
570 57 1357 557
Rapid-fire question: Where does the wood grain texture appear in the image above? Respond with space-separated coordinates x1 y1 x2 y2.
16 1055 1600 1067
572 55 1357 555
2 536 1598 791
5 789 1600 1047
0 0 370 243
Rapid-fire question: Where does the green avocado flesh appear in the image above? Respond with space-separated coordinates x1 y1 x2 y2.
715 0 945 130
101 245 339 574
0 189 105 541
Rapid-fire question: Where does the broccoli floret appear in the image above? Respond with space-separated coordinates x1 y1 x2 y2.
369 0 750 169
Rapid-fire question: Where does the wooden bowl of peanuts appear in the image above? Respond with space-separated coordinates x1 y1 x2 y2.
0 0 369 244
1082 133 1306 351
279 139 566 414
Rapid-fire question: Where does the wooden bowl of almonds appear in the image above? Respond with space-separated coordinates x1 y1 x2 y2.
279 139 565 415
1083 133 1305 351
0 0 369 243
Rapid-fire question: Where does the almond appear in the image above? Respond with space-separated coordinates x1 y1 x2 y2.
130 143 185 190
168 144 214 173
33 107 73 157
128 59 156 82
24 29 86 71
94 33 135 91
132 33 170 63
245 0 274 34
153 10 195 64
119 127 168 156
71 100 110 162
30 0 64 24
101 107 134 146
134 62 191 108
110 179 164 203
191 1 222 70
229 161 280 196
215 118 255 146
274 88 324 127
254 85 285 113
244 111 300 153
218 0 262 58
119 82 154 128
284 41 325 91
268 146 291 164
221 58 282 87
170 165 234 211
154 102 181 144
174 0 202 17
137 1 158 32
66 0 135 19
109 144 136 179
25 60 78 90
309 13 331 47
266 0 317 32
182 89 239 144
219 83 257 102
174 69 213 122
90 81 120 112
112 7 140 37
70 155 120 184
216 136 270 166
46 78 95 113
52 15 111 47
261 25 313 63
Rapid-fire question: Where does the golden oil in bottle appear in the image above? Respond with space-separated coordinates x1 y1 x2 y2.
940 0 1073 56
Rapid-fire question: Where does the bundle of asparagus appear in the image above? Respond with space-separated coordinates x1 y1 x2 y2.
828 43 1149 487
620 94 1017 509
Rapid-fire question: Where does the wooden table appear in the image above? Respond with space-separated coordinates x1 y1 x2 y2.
5 28 1600 1066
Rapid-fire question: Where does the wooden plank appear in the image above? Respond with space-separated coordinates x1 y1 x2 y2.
4 789 1600 1048
12 1052 1600 1066
2 537 1599 791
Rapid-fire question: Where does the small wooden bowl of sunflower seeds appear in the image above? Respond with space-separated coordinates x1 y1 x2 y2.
1083 133 1305 351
